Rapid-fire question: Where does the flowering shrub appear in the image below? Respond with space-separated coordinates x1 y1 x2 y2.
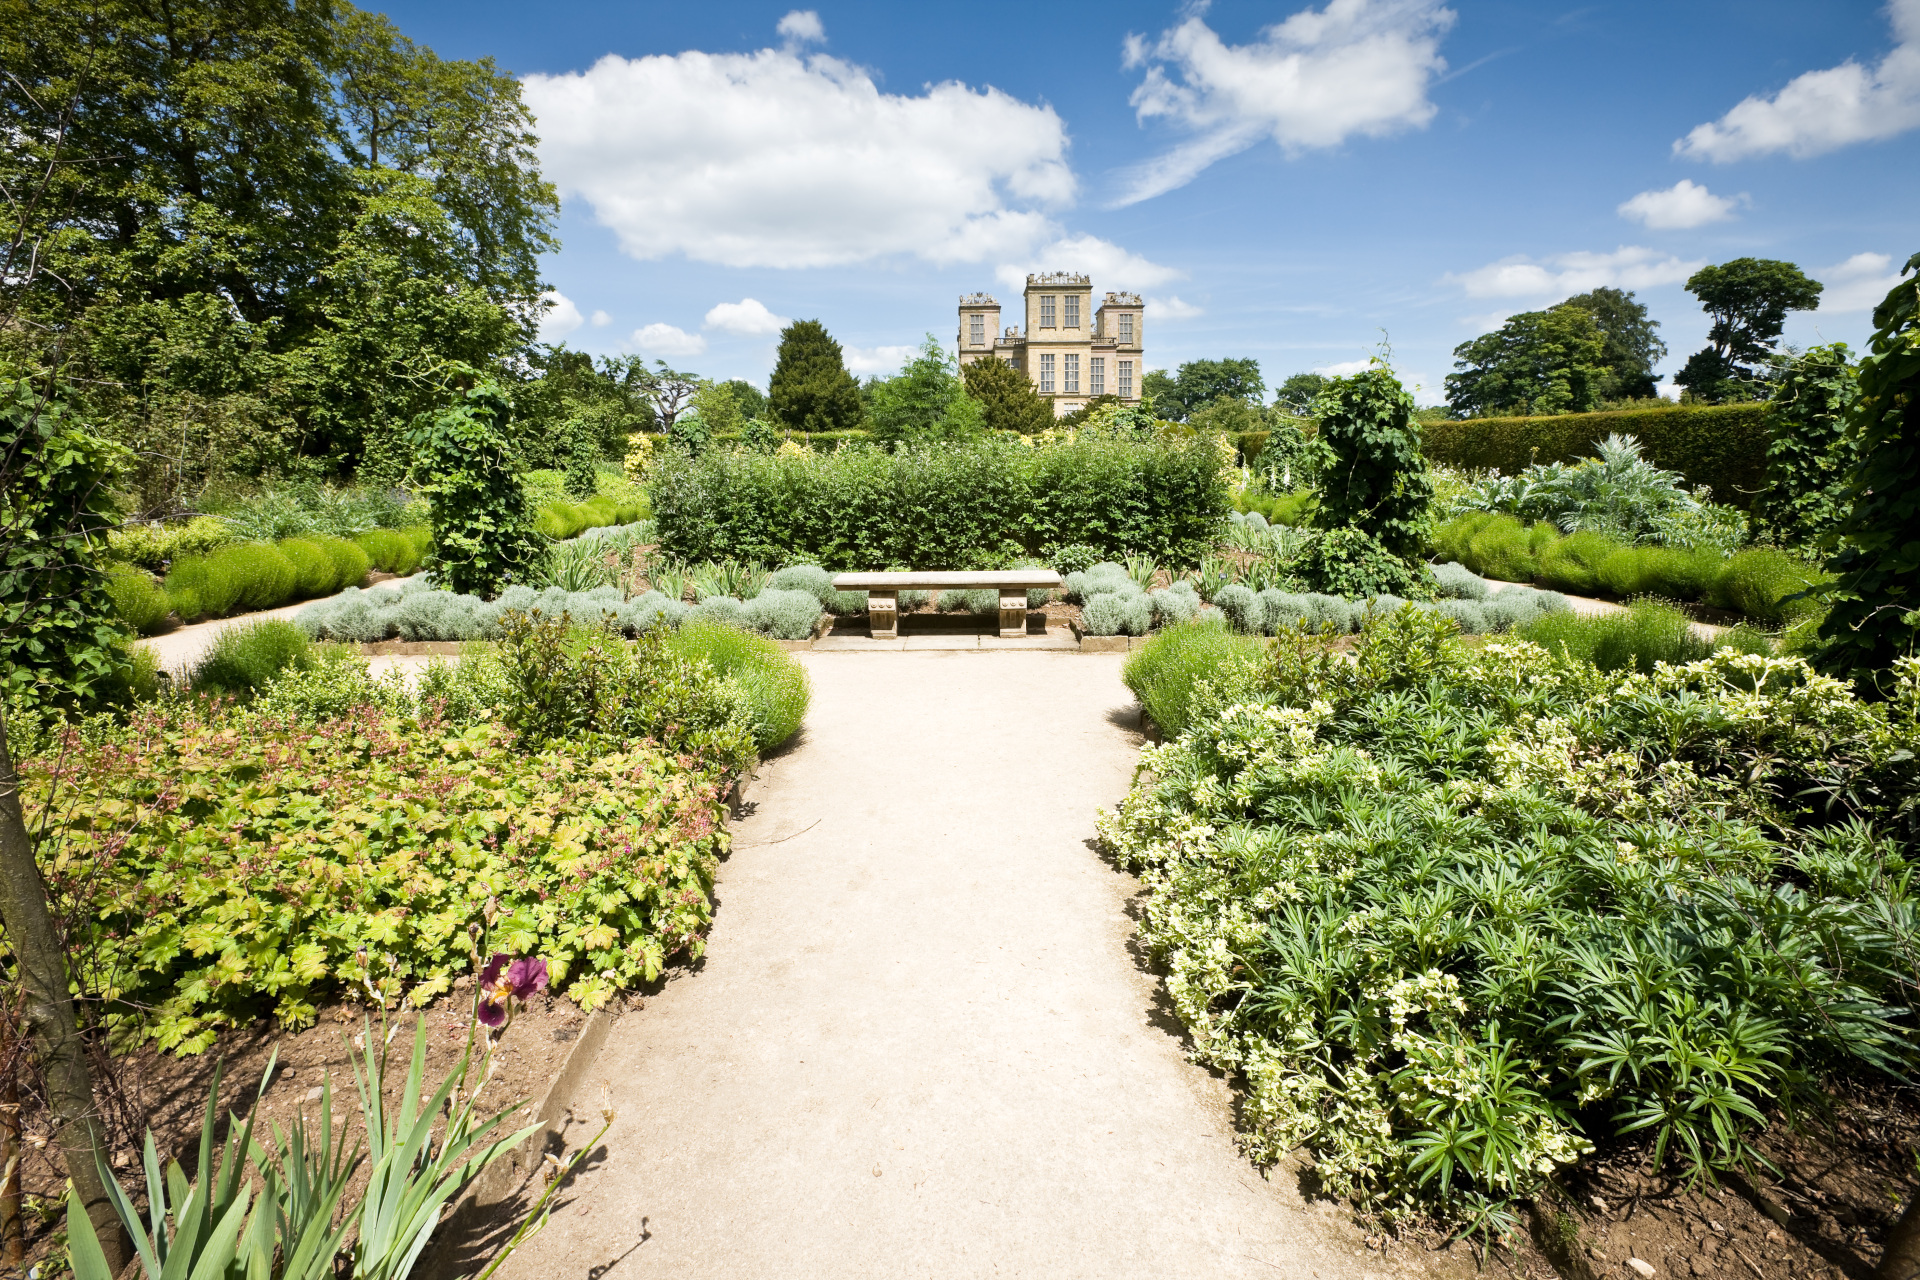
1099 609 1920 1227
25 695 734 1053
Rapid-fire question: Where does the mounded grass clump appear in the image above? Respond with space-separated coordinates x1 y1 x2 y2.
668 619 811 753
106 565 173 635
191 620 314 698
317 535 371 588
1535 530 1615 593
1710 548 1827 623
1464 514 1540 583
277 537 339 597
1518 600 1714 674
354 525 430 575
1123 618 1266 739
164 542 296 621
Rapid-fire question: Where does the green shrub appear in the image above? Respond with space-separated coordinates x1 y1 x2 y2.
1463 514 1540 583
1519 599 1713 673
1535 529 1615 593
1122 619 1265 737
315 535 371 589
106 515 236 570
1712 548 1827 622
106 565 173 635
1422 403 1771 508
1594 545 1723 600
163 542 298 621
410 384 543 598
650 435 1230 568
1300 527 1427 598
191 620 315 697
1312 363 1433 563
277 537 338 596
744 588 824 639
668 619 811 752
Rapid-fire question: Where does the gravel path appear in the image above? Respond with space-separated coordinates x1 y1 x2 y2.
491 650 1382 1280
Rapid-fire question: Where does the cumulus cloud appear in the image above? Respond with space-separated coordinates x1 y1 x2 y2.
776 9 825 47
1149 295 1204 320
1676 0 1920 161
843 344 917 376
521 23 1075 269
1818 251 1909 311
1445 246 1704 299
1115 0 1455 205
590 309 612 327
1313 358 1372 376
704 298 790 336
991 233 1184 292
629 323 707 358
538 290 584 341
1617 179 1745 230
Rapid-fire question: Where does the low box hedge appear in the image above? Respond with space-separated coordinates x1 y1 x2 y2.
1422 404 1770 508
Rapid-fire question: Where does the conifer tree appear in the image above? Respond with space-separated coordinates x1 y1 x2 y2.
961 355 1053 434
768 320 863 433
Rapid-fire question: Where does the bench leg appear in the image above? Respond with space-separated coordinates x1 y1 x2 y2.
868 590 898 639
998 590 1027 639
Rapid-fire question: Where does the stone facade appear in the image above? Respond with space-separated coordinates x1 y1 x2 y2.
956 274 1145 418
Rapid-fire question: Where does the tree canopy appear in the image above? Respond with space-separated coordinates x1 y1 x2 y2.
1675 258 1823 402
865 337 983 448
1143 358 1266 420
1274 372 1329 416
0 0 559 505
1445 305 1609 418
768 320 863 433
961 356 1054 434
1560 287 1666 402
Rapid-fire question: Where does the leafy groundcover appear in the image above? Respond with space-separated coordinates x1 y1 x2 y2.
27 691 732 1054
1100 609 1920 1230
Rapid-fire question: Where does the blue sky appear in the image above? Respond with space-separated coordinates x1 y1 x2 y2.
380 0 1920 404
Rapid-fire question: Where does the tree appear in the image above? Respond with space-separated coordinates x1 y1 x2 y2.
690 380 744 436
1812 254 1920 691
1144 358 1266 420
639 363 700 432
768 320 862 432
1314 361 1434 564
1561 287 1666 401
1675 258 1823 402
720 379 767 421
1752 344 1858 549
1274 372 1328 416
865 336 982 448
961 356 1054 434
1445 305 1609 418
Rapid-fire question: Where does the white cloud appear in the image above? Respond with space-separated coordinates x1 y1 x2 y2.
991 234 1184 292
1675 0 1920 161
629 323 708 358
1313 359 1372 376
843 344 916 376
1445 246 1704 299
704 298 790 336
590 309 612 327
1617 180 1744 230
1149 295 1204 320
776 9 825 47
538 290 584 341
1116 0 1456 204
1818 251 1909 311
521 25 1075 269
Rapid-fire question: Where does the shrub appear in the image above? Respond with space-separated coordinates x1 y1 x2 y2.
1422 403 1771 508
1534 529 1616 593
1457 434 1704 541
277 537 337 597
106 565 173 635
1065 562 1134 603
692 596 748 629
1461 515 1542 584
106 515 237 569
941 588 998 614
1596 545 1723 600
668 620 811 753
409 384 543 597
1300 527 1427 598
1713 547 1827 623
744 588 824 640
191 620 314 697
650 435 1230 568
1482 585 1569 631
1429 561 1488 600
1047 542 1102 575
1212 583 1263 634
1081 590 1150 636
1433 598 1489 634
1122 619 1266 737
1150 583 1199 628
1753 343 1858 548
316 534 371 588
1312 363 1434 564
1301 593 1361 633
1519 599 1714 673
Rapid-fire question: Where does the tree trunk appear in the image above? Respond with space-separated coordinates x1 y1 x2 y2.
0 994 21 1268
0 712 128 1271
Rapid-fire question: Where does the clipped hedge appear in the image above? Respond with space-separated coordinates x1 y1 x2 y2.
1422 404 1770 507
650 436 1230 568
705 429 872 452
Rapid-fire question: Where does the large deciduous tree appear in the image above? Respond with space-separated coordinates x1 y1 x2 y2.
1445 304 1609 418
961 355 1053 434
1142 358 1266 421
865 336 983 448
1560 287 1667 402
768 320 862 433
1675 258 1823 403
0 0 558 503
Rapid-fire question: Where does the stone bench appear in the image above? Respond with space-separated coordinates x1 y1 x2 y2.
831 570 1064 639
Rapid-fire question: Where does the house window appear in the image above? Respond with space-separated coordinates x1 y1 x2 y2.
1003 356 1017 369
1090 357 1105 396
969 314 984 346
1039 295 1056 328
1118 360 1133 399
1118 313 1134 344
1039 353 1055 393
1064 354 1080 394
1064 294 1080 329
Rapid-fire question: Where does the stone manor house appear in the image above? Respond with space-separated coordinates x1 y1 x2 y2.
956 274 1145 418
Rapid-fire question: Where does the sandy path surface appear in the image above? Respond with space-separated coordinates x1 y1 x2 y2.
493 650 1378 1280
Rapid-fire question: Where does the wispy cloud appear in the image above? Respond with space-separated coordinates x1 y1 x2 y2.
1445 246 1703 299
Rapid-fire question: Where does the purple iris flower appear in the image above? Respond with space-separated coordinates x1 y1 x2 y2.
476 953 550 1027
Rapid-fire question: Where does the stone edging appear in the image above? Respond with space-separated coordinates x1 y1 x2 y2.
1068 622 1152 652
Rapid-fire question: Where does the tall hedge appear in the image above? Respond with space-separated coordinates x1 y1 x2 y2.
1421 404 1770 507
648 436 1229 569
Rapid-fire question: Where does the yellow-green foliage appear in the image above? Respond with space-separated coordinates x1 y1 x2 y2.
106 516 236 570
277 538 338 596
24 694 735 1051
1537 531 1617 594
1123 618 1268 738
106 566 173 635
191 620 313 698
668 620 811 753
1711 548 1830 623
353 525 430 575
316 535 371 588
163 542 298 621
535 499 646 541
